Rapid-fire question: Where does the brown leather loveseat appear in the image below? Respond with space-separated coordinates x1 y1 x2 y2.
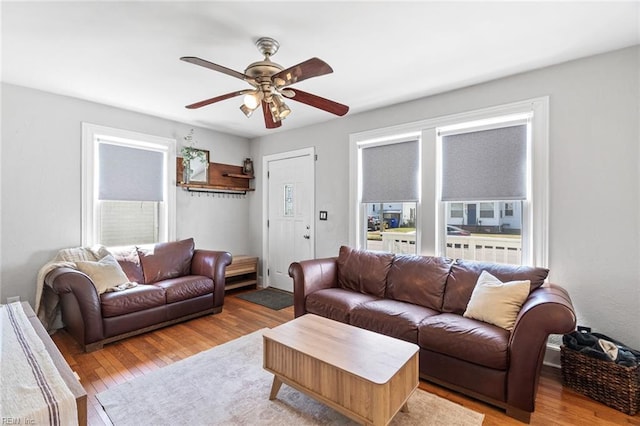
46 238 231 352
289 246 576 423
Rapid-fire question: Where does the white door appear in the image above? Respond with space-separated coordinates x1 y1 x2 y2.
266 152 314 292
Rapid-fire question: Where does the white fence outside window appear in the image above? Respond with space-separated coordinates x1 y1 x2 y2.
446 235 521 265
373 232 522 265
380 231 417 254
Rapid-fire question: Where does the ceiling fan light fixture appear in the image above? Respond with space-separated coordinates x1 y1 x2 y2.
271 95 291 120
240 104 254 118
243 91 262 109
279 88 295 98
278 103 291 119
269 102 282 122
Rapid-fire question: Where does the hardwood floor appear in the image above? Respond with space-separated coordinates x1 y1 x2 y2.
52 291 639 425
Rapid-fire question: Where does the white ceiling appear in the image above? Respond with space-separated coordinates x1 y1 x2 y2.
2 1 639 139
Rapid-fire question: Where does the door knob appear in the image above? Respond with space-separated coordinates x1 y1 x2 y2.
303 234 310 239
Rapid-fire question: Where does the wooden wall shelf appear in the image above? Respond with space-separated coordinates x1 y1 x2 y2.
223 173 254 179
177 158 254 193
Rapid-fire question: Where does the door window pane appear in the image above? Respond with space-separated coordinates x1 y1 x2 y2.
283 184 294 217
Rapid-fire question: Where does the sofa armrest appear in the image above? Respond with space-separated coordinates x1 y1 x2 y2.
46 267 105 348
191 250 232 309
507 283 576 413
288 257 339 317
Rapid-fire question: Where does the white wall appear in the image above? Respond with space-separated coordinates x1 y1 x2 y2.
250 46 640 348
1 83 253 306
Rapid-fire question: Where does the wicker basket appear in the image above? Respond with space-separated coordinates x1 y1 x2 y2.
561 345 640 415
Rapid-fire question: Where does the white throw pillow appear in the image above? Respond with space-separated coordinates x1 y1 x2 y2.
463 270 531 331
76 254 130 294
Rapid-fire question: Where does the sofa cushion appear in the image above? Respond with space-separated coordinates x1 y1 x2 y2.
100 284 166 318
419 313 510 370
386 254 452 311
109 245 144 284
153 275 214 304
137 238 195 284
305 288 379 323
76 254 130 294
350 299 439 344
442 259 548 315
336 245 394 297
463 271 530 331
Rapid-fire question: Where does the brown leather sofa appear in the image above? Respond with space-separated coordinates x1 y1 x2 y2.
46 238 232 352
289 246 576 423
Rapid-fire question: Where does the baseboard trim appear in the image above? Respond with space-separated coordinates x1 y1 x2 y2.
543 343 561 369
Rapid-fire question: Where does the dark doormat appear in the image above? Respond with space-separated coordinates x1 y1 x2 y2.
236 288 294 310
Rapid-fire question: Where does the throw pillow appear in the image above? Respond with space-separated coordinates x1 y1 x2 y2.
109 245 144 284
137 238 195 284
76 254 130 294
463 270 530 331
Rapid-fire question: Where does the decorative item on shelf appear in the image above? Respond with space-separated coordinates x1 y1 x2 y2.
181 129 209 184
242 158 254 176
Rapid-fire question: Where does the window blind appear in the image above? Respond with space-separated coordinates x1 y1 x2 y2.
441 125 527 201
361 140 419 203
98 142 164 201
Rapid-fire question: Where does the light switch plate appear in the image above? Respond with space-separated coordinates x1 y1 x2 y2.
319 211 328 220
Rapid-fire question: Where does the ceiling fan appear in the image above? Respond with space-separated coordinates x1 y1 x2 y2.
180 37 349 129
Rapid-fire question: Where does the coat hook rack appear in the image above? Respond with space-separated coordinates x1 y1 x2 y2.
185 187 248 196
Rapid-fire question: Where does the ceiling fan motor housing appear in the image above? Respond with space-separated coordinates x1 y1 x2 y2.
244 59 283 79
245 37 284 97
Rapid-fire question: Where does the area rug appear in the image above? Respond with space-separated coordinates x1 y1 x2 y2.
97 329 484 426
236 287 294 310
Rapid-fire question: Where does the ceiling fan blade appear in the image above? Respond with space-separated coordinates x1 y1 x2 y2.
286 89 349 116
185 90 247 109
180 56 248 81
272 58 333 88
262 100 282 129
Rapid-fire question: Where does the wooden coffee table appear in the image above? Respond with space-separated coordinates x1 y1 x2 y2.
263 314 419 426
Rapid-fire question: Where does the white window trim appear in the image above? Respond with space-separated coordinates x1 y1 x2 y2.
349 96 549 267
81 123 176 246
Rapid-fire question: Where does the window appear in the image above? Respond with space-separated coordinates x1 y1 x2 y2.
504 202 514 217
450 203 464 218
358 139 420 254
350 97 548 267
99 200 159 246
82 123 176 246
479 202 495 219
439 117 529 265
